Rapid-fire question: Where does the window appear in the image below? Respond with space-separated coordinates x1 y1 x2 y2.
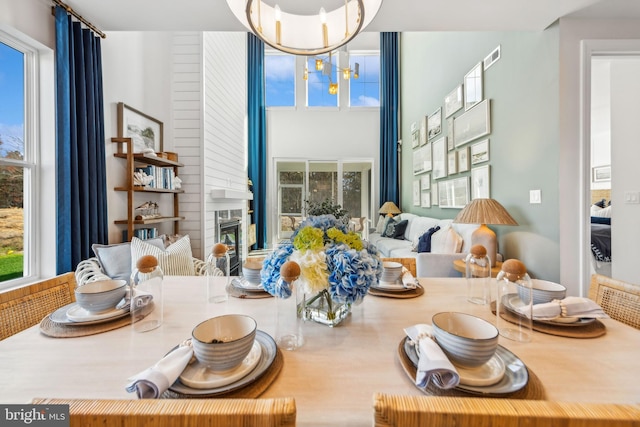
349 53 380 107
306 56 338 107
265 53 295 107
0 38 30 286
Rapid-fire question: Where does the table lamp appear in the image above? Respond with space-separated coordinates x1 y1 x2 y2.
378 201 401 217
453 198 518 266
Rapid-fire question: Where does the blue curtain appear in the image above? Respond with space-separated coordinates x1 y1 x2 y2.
247 34 267 249
55 6 108 273
379 32 400 206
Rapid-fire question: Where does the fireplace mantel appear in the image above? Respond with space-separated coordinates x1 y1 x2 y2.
210 188 253 201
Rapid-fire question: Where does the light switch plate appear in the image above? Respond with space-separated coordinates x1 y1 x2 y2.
530 189 541 204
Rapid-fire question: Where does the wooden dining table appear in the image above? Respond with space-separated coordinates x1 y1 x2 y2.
0 276 638 426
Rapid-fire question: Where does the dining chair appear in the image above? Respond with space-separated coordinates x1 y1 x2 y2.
0 272 76 340
32 397 297 427
589 274 640 329
381 258 417 277
373 394 640 427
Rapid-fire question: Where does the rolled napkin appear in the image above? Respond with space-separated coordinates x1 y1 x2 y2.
520 296 610 320
126 342 193 398
401 268 418 290
404 324 460 390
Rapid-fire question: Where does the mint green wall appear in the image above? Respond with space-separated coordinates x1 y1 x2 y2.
400 27 560 281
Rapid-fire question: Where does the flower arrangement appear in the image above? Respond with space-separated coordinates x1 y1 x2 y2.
261 214 382 325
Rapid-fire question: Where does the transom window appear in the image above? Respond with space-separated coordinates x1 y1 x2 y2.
349 53 380 107
265 53 296 107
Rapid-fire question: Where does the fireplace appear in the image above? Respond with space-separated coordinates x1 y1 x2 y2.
218 219 241 276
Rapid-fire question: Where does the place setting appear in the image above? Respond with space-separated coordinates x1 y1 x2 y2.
368 261 424 298
397 312 545 399
125 314 283 399
226 261 272 299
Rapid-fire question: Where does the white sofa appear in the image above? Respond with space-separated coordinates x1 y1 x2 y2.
368 213 481 277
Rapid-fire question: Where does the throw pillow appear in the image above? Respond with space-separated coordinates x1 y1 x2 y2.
382 218 408 239
131 234 195 276
375 216 386 233
431 227 463 254
417 226 440 253
92 238 165 283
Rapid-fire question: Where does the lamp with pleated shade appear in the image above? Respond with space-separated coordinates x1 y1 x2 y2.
453 198 518 266
378 201 401 217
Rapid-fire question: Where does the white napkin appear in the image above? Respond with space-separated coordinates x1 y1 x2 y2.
126 343 193 398
522 297 610 320
404 324 460 390
401 269 418 289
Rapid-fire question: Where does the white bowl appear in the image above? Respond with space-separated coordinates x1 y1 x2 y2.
432 312 499 368
75 279 127 313
192 314 257 371
518 279 566 305
382 261 403 283
242 262 262 285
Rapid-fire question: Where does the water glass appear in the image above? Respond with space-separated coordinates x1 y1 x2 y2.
130 255 163 333
496 259 532 342
466 244 491 305
206 243 230 303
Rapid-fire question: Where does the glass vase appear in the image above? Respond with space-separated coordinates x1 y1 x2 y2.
301 289 351 327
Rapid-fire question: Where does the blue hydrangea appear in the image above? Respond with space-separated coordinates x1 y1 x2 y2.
260 243 294 298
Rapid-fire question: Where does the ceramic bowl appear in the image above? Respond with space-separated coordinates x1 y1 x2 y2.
517 279 567 305
75 279 127 313
242 262 262 285
431 312 499 368
381 261 403 283
192 314 257 371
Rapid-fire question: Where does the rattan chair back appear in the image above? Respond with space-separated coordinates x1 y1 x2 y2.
590 274 640 329
373 394 640 427
0 272 76 340
32 398 296 427
381 258 417 277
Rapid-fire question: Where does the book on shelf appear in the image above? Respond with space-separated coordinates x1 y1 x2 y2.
135 165 177 190
122 227 158 241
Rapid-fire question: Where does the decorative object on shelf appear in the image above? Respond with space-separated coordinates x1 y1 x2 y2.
226 0 382 56
133 170 154 187
261 214 382 327
117 102 163 153
135 201 160 220
453 198 518 266
378 201 401 217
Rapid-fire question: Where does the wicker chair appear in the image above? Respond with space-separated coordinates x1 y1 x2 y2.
589 274 640 329
32 398 296 427
381 257 417 277
0 272 76 340
373 394 640 427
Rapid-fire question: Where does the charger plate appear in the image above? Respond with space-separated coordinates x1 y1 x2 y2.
227 279 272 299
163 330 282 399
397 337 545 400
40 303 132 338
368 283 424 299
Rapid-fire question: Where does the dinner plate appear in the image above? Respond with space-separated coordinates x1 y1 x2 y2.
49 303 129 325
502 294 596 327
403 337 528 395
169 330 276 396
455 353 505 387
371 281 407 292
179 340 262 389
232 277 266 293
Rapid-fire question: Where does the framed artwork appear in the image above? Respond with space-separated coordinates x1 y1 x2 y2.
427 107 442 140
458 147 470 172
448 151 458 175
411 130 420 149
438 177 470 209
420 115 428 146
447 117 454 150
453 99 491 147
117 102 163 153
421 191 431 208
444 84 463 118
432 137 447 179
471 165 491 199
464 62 483 111
420 174 430 190
470 138 490 164
413 180 421 206
592 165 611 182
413 143 432 175
431 181 439 206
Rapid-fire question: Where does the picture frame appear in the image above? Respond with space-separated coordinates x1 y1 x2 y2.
421 191 431 208
431 181 439 206
420 115 428 146
448 151 458 175
471 165 491 199
413 143 432 175
447 117 454 150
592 165 611 182
470 138 490 164
438 177 470 209
427 107 442 140
432 137 447 179
454 99 491 147
457 147 470 172
464 62 483 111
420 174 430 190
444 84 463 118
413 180 421 206
411 130 420 149
117 102 163 153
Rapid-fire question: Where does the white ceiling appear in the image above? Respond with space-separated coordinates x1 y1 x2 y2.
63 0 640 34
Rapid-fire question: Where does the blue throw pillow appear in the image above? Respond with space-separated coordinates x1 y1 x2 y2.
382 218 408 239
417 226 441 253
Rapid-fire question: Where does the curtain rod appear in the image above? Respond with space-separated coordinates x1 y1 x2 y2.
51 0 106 39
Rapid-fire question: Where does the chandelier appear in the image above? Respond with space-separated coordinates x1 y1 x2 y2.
226 0 383 56
304 52 360 95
